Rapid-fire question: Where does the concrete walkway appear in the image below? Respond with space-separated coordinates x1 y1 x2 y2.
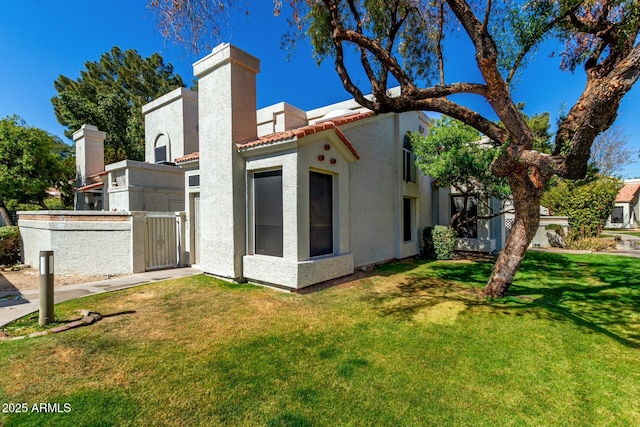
0 267 202 327
530 231 640 258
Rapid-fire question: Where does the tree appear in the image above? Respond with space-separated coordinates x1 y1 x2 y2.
52 47 186 163
150 0 640 297
413 110 551 235
0 116 71 226
411 116 510 235
589 126 635 176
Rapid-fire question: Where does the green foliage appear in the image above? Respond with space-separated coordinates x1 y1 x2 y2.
411 116 510 200
542 176 623 239
431 225 457 260
568 236 618 252
52 47 185 163
422 226 436 259
520 107 553 153
0 115 72 208
0 226 20 265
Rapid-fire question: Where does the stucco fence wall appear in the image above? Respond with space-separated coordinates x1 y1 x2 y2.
530 216 569 248
18 211 186 275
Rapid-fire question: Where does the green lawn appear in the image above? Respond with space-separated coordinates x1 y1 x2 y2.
604 229 640 238
0 252 638 426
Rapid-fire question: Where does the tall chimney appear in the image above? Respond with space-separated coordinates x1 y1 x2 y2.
74 124 106 210
193 43 260 280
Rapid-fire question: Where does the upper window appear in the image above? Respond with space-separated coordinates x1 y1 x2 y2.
310 171 333 257
254 170 283 257
403 134 417 183
154 133 169 163
611 206 624 224
111 170 126 187
155 146 167 163
451 196 478 238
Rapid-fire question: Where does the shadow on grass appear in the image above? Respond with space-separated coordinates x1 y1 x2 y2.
364 252 640 348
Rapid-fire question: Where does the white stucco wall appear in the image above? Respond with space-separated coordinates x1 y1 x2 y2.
18 211 138 275
106 161 185 212
256 102 307 137
74 125 106 210
341 111 431 268
241 132 356 288
195 43 260 280
530 216 569 247
143 88 199 163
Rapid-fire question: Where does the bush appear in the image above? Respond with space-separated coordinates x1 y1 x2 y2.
432 225 458 260
568 237 617 251
422 226 436 259
44 198 68 210
0 226 21 265
542 176 622 239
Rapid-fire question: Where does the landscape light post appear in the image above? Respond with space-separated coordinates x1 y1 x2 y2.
39 251 54 326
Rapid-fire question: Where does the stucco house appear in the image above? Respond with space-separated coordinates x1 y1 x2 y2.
21 43 507 288
606 180 640 229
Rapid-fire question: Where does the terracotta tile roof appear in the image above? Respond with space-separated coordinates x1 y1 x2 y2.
237 111 373 159
76 182 104 192
176 152 200 164
615 183 640 203
88 171 107 179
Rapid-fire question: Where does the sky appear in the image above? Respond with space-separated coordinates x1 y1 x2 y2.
1 0 640 177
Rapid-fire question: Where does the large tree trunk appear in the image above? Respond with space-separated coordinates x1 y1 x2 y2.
482 172 543 298
0 200 14 227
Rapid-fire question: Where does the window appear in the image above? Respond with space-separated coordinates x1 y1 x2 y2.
611 206 624 224
155 146 167 163
111 170 126 187
188 174 200 187
154 133 169 164
254 170 283 257
403 134 417 183
451 196 478 238
403 197 413 242
310 171 333 257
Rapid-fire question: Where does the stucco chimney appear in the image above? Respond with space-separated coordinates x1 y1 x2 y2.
74 124 106 187
193 43 260 280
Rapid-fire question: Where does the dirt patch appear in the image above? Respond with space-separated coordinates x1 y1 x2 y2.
0 267 116 293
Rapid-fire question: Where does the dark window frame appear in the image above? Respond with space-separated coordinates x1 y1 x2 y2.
451 195 478 239
403 197 413 242
188 174 200 187
611 206 624 224
254 170 284 257
309 171 334 257
403 134 417 183
155 145 167 163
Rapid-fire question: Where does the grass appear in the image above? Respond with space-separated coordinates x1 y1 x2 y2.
0 251 638 426
604 229 640 238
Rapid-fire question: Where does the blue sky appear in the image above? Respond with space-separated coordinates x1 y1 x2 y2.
2 1 639 177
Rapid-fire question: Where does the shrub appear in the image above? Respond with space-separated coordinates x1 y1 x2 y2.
568 237 617 251
542 176 622 239
432 225 458 260
0 226 21 265
44 198 68 210
422 226 436 259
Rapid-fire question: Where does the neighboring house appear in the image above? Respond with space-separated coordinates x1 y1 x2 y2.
23 43 507 288
606 180 640 229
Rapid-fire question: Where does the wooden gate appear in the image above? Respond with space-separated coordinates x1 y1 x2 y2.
145 212 179 271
